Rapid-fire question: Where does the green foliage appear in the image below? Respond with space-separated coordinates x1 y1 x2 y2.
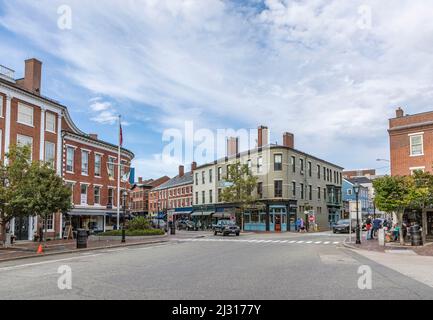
373 175 413 214
0 144 72 245
127 216 151 230
99 229 164 236
220 162 258 207
0 145 35 244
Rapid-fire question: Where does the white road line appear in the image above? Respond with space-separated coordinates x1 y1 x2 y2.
297 241 305 244
0 254 103 272
333 242 340 244
306 241 313 244
289 240 297 243
324 241 331 244
280 240 288 243
315 241 322 244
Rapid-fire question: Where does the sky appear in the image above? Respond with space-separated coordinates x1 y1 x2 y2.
1 0 433 179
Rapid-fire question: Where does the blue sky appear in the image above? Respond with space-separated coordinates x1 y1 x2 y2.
1 0 433 179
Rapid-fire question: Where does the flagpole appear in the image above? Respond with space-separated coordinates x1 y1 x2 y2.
117 115 121 230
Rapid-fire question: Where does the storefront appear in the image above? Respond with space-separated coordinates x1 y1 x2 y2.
191 210 214 229
244 202 297 232
66 209 108 233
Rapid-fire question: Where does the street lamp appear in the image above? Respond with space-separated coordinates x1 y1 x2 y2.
122 190 128 243
353 183 361 244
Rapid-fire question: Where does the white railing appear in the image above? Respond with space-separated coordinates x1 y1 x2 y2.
0 64 15 80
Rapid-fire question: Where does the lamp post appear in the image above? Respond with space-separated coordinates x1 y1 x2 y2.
353 183 361 244
122 190 128 243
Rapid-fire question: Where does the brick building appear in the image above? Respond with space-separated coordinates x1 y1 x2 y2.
130 176 170 216
343 169 376 179
0 59 134 240
149 164 195 219
389 107 433 240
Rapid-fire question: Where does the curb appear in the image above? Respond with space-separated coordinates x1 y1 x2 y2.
0 239 169 263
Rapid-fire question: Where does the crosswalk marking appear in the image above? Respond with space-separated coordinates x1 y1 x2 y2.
177 238 340 246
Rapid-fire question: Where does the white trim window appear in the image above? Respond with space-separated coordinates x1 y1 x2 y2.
0 95 3 117
94 186 101 205
44 213 54 232
45 112 56 133
80 184 88 205
17 134 33 160
81 150 89 175
257 157 263 173
95 154 102 177
410 167 425 175
66 147 74 173
347 189 353 195
17 103 34 126
66 182 74 204
44 141 56 168
0 129 2 157
410 134 424 156
108 188 114 206
108 156 115 179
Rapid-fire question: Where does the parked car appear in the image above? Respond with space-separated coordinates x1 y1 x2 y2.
213 220 240 236
176 220 195 231
332 219 357 234
151 219 166 229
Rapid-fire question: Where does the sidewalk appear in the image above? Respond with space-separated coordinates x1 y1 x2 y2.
344 233 433 256
0 236 168 262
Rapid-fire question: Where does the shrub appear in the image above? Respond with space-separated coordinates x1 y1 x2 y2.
99 229 164 237
127 217 151 230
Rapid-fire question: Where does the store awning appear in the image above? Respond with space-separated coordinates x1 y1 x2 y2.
67 210 107 217
213 212 232 218
192 211 214 217
173 211 192 215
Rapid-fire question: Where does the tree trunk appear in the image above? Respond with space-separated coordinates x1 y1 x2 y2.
0 219 6 247
398 211 405 246
44 215 47 247
422 208 427 246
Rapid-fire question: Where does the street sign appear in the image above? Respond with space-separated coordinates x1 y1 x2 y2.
309 215 315 222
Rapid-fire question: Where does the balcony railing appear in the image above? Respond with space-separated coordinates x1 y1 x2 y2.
0 64 15 81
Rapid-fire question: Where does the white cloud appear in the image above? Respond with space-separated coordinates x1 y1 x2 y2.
2 0 433 174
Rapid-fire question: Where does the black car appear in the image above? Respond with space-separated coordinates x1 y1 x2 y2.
176 220 195 231
213 220 240 236
333 219 357 234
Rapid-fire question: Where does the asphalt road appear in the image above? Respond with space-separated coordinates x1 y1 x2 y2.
1 232 432 300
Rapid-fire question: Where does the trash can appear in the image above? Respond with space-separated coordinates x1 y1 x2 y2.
410 225 422 246
169 222 176 235
76 229 88 249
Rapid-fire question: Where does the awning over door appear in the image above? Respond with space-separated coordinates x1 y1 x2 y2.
191 211 214 217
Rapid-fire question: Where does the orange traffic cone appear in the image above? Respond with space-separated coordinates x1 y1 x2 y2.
36 244 44 254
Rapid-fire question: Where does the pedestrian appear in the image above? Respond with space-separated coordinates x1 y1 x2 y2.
372 218 381 239
366 221 372 240
296 218 301 232
300 218 305 233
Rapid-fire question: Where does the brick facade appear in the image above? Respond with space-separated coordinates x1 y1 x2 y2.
389 107 433 176
0 58 134 240
130 176 170 216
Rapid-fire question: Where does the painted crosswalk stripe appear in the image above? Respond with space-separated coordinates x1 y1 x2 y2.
306 241 313 244
297 241 304 244
289 240 297 243
324 241 330 244
333 242 340 244
280 240 288 243
315 241 322 244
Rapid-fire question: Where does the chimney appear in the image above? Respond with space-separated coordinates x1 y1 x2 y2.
396 107 404 118
89 133 98 140
226 137 239 157
191 162 197 172
179 165 185 177
21 59 42 94
138 177 143 184
283 132 294 149
258 125 269 148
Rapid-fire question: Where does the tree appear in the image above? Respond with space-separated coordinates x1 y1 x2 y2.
0 145 34 246
24 162 72 243
408 170 433 245
373 175 413 245
220 162 258 229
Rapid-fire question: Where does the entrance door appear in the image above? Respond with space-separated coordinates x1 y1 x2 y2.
14 217 29 240
275 215 282 232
